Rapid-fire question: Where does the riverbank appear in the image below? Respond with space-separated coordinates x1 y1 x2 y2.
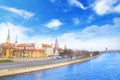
0 57 53 62
0 55 100 77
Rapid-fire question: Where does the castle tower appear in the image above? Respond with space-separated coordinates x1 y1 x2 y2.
6 29 10 43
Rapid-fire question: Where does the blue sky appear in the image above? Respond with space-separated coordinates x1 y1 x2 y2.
0 0 120 50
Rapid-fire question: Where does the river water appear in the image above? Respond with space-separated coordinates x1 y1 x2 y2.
0 53 120 80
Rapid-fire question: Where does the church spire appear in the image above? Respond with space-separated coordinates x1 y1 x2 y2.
54 38 59 48
6 29 10 43
54 38 59 53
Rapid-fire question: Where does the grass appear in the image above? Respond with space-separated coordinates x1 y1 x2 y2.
0 59 13 63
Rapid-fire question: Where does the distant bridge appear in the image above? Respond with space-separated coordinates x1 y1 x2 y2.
100 50 120 53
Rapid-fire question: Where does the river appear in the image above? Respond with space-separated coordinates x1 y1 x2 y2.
0 53 120 80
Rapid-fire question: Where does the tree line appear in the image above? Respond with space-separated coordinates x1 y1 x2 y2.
59 49 100 59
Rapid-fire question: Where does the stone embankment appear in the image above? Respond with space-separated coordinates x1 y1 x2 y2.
0 55 99 77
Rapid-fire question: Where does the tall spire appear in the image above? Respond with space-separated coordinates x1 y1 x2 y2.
6 29 10 43
54 38 59 48
54 38 59 53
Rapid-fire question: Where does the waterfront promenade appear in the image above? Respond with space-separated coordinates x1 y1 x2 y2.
0 58 68 69
0 55 98 77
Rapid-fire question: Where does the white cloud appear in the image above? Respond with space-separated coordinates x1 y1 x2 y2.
68 0 86 10
45 19 63 29
0 17 120 51
0 22 32 43
72 17 80 25
88 15 94 23
0 6 34 19
113 17 120 26
114 3 120 13
58 35 120 51
57 17 120 50
80 17 120 38
0 22 55 45
92 0 120 15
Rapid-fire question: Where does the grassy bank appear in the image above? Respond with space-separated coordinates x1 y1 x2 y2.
0 59 13 63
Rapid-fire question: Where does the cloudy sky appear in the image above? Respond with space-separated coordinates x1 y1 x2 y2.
0 0 120 51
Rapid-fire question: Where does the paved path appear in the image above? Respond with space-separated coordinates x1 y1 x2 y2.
0 58 68 69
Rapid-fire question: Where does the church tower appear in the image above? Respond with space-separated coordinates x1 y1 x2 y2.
54 38 59 53
5 29 12 58
6 29 10 43
54 38 59 49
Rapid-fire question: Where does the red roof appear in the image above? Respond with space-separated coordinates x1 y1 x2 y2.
42 44 52 48
1 43 15 49
15 49 44 52
2 46 14 49
55 47 62 51
17 43 34 47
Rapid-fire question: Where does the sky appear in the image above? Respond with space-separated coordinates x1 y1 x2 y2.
0 0 120 51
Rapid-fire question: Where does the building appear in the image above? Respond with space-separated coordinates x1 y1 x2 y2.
0 29 64 58
34 42 54 56
14 43 46 58
0 29 14 58
0 29 47 58
54 38 62 58
42 44 53 56
54 38 62 53
0 43 14 58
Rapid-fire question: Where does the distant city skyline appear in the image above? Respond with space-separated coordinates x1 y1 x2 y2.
0 0 120 50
